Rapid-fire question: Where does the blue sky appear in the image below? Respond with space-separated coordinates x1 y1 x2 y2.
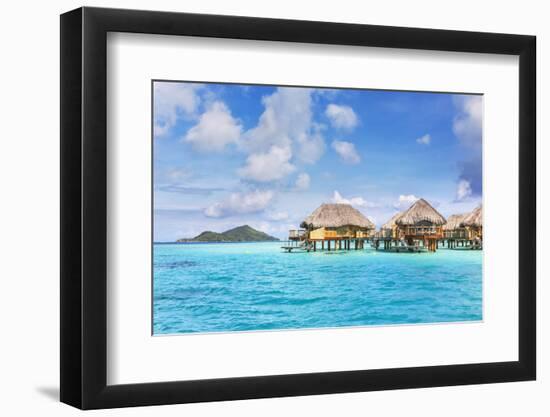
153 81 482 242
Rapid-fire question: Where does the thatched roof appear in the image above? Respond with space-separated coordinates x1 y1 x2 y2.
461 205 482 227
395 198 446 226
443 213 467 230
301 204 375 230
381 212 403 230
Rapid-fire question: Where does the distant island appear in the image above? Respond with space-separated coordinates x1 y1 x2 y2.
176 225 279 243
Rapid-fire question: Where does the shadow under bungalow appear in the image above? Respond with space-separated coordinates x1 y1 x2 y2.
284 199 482 253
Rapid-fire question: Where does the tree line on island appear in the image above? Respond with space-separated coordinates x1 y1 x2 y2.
177 225 279 243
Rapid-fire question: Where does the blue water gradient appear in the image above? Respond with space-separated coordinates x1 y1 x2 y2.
153 242 482 334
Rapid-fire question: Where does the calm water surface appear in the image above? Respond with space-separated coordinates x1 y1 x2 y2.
153 242 482 334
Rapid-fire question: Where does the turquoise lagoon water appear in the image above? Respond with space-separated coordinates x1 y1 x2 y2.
153 242 482 334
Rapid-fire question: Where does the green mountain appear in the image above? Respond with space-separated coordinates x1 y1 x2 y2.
177 225 279 243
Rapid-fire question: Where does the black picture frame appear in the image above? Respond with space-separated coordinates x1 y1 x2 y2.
60 6 536 410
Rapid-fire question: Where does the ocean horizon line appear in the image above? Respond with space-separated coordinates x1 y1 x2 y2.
154 240 282 245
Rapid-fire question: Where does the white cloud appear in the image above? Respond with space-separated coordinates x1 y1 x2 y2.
249 220 296 236
456 179 473 201
294 173 311 190
266 211 289 221
453 96 483 146
325 104 358 130
243 88 311 152
204 190 274 218
166 167 193 181
241 87 325 168
416 133 431 145
331 191 376 208
394 194 419 209
238 145 295 182
183 101 242 152
296 131 326 164
331 140 360 164
154 82 201 137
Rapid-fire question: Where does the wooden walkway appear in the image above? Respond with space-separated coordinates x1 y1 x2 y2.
385 244 427 253
441 238 482 250
282 234 482 254
372 238 428 253
281 238 367 252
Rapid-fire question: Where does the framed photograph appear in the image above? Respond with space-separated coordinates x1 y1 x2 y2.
60 7 536 409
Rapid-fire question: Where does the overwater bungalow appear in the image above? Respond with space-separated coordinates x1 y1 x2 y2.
461 205 483 241
443 214 468 238
442 213 468 248
395 198 446 252
379 212 403 239
285 203 375 252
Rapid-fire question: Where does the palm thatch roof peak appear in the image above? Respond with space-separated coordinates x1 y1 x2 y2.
461 205 482 227
301 203 375 230
443 213 468 230
395 198 446 226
